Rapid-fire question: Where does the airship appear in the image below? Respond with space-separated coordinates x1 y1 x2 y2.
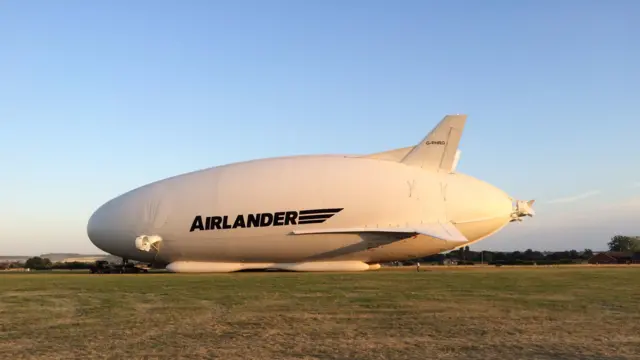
87 114 535 272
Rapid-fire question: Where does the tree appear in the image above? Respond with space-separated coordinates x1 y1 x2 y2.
24 257 52 270
607 235 640 252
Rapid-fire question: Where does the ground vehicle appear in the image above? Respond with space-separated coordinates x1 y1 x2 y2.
89 260 149 274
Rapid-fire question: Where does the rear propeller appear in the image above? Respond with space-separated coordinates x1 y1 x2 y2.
510 199 536 222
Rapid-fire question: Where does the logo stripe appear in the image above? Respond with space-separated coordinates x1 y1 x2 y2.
297 208 343 225
299 208 343 215
298 214 335 221
298 219 328 225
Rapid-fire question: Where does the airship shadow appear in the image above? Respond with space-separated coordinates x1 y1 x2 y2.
299 232 411 262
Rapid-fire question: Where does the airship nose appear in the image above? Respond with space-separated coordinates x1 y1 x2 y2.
87 197 134 257
87 184 171 261
444 173 514 244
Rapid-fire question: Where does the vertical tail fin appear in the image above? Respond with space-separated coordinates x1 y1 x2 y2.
400 114 467 172
451 149 462 172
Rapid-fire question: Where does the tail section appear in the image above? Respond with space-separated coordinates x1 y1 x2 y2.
361 146 414 162
400 114 467 172
451 149 462 172
361 114 467 173
510 199 536 222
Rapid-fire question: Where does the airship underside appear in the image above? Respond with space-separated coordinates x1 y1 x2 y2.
87 114 535 272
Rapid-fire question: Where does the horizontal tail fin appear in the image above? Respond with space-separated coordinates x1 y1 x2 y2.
360 146 414 162
291 222 468 243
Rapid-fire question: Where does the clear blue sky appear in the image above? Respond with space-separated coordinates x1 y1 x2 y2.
1 0 639 255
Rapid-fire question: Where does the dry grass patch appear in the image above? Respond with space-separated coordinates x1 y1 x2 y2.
0 267 639 359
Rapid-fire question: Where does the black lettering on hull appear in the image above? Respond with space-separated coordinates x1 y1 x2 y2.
212 216 222 229
247 213 260 228
260 213 273 227
285 211 297 225
222 215 231 229
189 208 343 232
233 214 245 228
190 216 204 232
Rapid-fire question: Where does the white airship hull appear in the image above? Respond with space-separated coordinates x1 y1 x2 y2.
87 115 533 272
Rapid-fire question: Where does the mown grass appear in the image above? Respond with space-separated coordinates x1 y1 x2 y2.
1 267 639 359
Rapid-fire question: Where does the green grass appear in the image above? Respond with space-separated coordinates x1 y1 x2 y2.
1 267 639 359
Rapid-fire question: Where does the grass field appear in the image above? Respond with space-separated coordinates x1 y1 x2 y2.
1 267 639 360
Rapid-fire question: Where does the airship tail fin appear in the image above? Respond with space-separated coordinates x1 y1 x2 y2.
400 114 467 172
361 146 414 162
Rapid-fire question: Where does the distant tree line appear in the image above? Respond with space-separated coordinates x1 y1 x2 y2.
0 257 94 271
2 235 639 270
411 248 595 266
406 235 640 266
